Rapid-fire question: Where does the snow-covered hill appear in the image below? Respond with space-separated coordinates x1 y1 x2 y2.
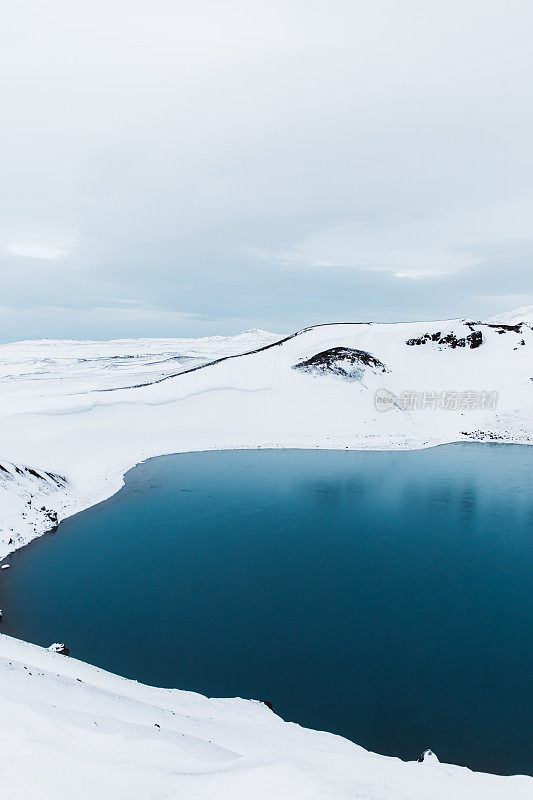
486 304 533 325
0 633 530 799
1 315 532 559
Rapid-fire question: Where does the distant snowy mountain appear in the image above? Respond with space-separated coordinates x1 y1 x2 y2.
1 316 531 559
0 330 282 393
485 304 533 324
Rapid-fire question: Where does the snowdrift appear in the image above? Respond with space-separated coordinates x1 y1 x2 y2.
0 633 531 799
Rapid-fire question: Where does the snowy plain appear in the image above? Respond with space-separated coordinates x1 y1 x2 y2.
1 309 532 798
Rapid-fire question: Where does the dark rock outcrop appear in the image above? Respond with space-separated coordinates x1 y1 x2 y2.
406 331 483 349
293 347 389 381
485 323 523 333
418 749 438 763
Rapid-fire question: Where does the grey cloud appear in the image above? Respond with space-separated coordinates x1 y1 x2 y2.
1 1 532 340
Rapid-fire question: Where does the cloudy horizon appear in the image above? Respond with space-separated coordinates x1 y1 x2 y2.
2 0 533 341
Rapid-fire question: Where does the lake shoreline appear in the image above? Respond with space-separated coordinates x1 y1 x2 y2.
2 445 532 778
3 437 532 562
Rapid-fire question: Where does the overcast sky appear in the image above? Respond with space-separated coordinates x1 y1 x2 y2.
1 0 532 340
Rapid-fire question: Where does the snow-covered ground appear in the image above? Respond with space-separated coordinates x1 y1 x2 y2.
1 313 532 559
1 310 532 796
0 329 280 395
1 633 531 799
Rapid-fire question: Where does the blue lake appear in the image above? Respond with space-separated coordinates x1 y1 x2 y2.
1 445 532 775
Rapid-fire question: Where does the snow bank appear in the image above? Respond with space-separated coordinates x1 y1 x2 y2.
1 633 530 799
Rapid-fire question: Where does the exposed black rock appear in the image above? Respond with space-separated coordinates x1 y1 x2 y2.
44 471 67 486
468 331 483 348
1 463 67 491
293 347 389 381
418 749 437 763
25 467 45 480
262 700 274 711
407 334 436 346
461 429 531 443
406 331 483 349
485 323 523 333
0 464 12 481
44 509 59 530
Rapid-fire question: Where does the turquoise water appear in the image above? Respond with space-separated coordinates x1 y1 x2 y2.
1 445 532 775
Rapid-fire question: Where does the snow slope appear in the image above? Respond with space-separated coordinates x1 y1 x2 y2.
1 315 532 559
487 304 533 325
1 633 531 800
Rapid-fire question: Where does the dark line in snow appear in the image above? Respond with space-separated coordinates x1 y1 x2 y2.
93 322 372 393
